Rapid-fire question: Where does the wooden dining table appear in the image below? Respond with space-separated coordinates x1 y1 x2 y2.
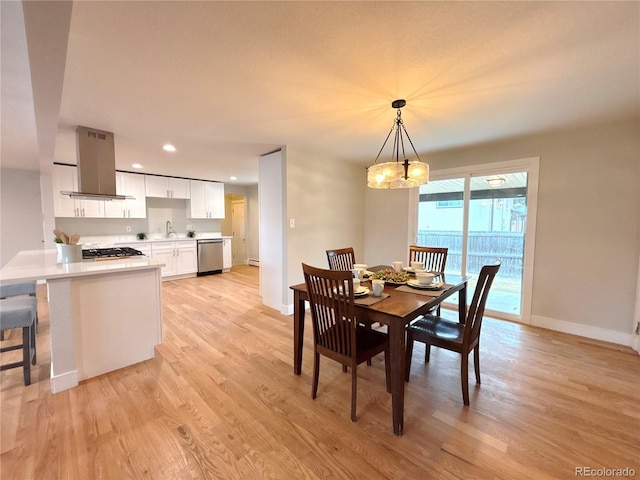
290 267 470 436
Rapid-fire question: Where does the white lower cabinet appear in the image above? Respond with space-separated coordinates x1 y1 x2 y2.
222 238 232 272
150 241 197 278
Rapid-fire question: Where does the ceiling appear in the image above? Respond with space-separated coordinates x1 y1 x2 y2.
2 1 638 186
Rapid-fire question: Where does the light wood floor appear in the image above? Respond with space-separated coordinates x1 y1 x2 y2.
1 265 639 479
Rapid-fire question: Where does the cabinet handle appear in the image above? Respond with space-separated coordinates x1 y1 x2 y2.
82 208 85 217
75 208 79 217
123 211 126 218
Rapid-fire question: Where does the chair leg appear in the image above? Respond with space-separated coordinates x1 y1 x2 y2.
351 364 357 422
22 326 31 386
342 365 347 372
461 353 469 406
405 333 414 382
424 344 431 363
474 346 480 384
311 352 320 399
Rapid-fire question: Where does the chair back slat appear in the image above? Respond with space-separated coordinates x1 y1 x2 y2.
409 246 448 273
303 263 356 358
326 247 356 271
463 261 501 346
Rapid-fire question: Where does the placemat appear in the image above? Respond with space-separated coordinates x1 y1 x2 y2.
354 293 390 306
394 284 453 297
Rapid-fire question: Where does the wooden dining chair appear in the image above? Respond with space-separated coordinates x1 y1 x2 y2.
302 263 390 421
409 245 448 273
405 261 501 406
326 247 356 271
409 245 449 316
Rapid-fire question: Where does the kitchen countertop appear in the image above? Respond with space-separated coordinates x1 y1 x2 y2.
80 232 231 247
0 249 165 284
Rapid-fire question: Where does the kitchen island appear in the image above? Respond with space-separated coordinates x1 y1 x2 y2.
0 249 165 393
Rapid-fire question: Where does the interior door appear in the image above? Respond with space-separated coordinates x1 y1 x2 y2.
231 199 246 265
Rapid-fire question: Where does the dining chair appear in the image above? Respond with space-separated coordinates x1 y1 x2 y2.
302 263 390 421
326 246 376 359
404 261 501 406
409 245 448 273
326 247 356 271
409 245 449 317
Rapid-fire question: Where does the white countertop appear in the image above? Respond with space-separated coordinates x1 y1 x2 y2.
0 249 165 284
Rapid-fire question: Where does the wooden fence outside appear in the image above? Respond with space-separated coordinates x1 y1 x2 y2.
416 230 524 277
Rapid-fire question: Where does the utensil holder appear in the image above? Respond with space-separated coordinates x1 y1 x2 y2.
57 244 82 264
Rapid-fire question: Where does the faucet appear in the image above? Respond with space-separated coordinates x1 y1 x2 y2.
166 220 177 238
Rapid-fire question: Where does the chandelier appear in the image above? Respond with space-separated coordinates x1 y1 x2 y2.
367 99 429 189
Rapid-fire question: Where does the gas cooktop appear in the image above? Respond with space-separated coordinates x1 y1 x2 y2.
82 247 145 260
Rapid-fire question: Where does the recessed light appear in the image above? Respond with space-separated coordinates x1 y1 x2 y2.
163 144 176 152
132 163 143 169
230 176 237 181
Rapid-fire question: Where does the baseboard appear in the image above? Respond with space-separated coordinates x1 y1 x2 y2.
531 315 633 346
50 367 78 393
248 258 259 267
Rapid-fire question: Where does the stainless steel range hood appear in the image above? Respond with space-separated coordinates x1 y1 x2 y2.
61 126 132 201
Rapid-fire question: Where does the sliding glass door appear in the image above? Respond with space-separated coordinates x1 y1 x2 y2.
416 159 538 323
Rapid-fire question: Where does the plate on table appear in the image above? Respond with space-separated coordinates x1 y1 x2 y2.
407 280 443 290
334 286 370 297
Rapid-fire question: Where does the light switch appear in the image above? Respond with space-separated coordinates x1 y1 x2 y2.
126 226 131 232
290 218 295 228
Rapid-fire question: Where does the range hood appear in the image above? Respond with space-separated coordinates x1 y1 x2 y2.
61 126 132 201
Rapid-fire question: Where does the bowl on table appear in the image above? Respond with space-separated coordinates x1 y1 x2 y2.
415 272 435 285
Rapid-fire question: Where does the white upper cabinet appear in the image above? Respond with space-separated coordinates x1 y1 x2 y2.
145 176 190 199
52 164 105 218
187 180 224 219
104 172 147 218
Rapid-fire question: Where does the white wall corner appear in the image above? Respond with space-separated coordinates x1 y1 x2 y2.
531 315 633 347
282 303 294 316
50 367 78 393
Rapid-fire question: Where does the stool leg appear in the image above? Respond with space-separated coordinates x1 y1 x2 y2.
22 326 31 386
30 322 37 365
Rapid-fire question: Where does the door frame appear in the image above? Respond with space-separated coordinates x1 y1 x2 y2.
412 157 539 324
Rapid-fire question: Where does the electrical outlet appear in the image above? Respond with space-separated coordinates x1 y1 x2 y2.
126 226 131 232
186 224 192 230
290 218 295 228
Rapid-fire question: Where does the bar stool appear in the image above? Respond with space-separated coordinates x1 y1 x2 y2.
0 296 37 386
0 282 37 340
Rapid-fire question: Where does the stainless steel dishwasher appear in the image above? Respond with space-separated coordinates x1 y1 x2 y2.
197 239 224 275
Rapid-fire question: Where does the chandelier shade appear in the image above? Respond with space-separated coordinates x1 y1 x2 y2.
367 99 429 189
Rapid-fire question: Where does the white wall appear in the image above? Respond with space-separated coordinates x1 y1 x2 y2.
364 119 640 344
0 168 45 267
259 150 286 311
285 146 366 305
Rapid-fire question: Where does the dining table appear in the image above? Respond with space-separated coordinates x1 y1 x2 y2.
290 266 470 436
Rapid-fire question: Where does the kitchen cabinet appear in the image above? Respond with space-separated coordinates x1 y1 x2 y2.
145 175 190 199
104 172 147 218
222 238 232 272
151 241 197 278
188 180 224 219
52 164 105 218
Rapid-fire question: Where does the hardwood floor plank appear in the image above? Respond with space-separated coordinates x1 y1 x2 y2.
1 266 638 479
